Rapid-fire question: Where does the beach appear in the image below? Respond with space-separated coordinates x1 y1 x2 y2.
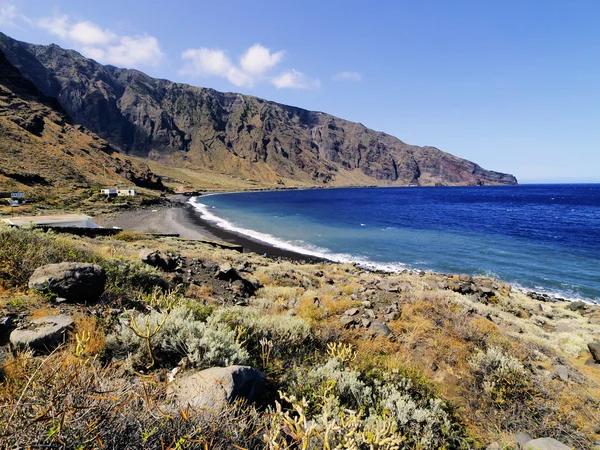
94 197 327 263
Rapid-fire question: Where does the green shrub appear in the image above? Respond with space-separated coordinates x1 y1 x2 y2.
105 306 248 369
0 227 99 288
469 346 531 408
101 259 168 300
286 356 469 449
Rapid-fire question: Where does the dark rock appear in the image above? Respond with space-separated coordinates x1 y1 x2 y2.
168 366 265 410
527 292 560 303
522 437 571 450
340 316 359 328
10 315 74 352
215 263 237 281
28 262 106 301
478 286 494 297
139 249 177 271
588 342 600 363
368 321 392 337
0 317 14 341
567 300 587 312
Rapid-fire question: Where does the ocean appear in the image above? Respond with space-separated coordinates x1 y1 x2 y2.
191 185 600 303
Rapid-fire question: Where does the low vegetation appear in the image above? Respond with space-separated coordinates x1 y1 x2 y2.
0 225 599 449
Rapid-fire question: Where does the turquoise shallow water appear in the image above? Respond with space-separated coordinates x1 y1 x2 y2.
192 185 600 303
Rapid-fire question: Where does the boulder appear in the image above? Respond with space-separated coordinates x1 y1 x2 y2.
588 342 600 364
28 262 106 301
522 437 571 450
368 321 392 338
514 432 533 448
168 365 265 409
139 249 176 271
486 443 500 450
215 263 236 281
340 316 359 328
10 315 73 352
567 300 587 312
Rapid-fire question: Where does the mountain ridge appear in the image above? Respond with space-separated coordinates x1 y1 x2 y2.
0 46 164 197
0 33 517 187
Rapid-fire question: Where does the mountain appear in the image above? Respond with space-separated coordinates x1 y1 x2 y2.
0 46 164 196
0 33 517 187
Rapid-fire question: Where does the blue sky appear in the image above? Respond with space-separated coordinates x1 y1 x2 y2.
1 0 599 182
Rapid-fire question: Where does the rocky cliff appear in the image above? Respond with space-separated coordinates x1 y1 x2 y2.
0 47 164 194
0 33 517 187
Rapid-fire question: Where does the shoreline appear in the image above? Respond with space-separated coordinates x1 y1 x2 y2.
96 195 596 304
95 197 328 264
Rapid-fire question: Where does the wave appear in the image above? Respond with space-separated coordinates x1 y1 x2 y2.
189 197 408 273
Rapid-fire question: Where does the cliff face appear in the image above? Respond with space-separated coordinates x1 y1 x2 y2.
0 33 517 187
0 47 164 193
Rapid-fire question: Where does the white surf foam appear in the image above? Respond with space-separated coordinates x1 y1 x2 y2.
189 196 408 272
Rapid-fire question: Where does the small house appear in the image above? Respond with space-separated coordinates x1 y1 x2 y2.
117 189 137 197
11 192 24 199
101 188 137 197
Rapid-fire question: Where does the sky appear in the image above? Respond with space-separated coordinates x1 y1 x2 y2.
1 0 599 183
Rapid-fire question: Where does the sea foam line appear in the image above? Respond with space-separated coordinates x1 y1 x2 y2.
189 197 408 272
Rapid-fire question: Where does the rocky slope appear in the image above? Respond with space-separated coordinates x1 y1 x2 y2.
0 33 517 187
0 47 164 196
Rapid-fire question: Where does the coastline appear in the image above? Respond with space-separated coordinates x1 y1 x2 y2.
96 192 598 304
95 197 328 264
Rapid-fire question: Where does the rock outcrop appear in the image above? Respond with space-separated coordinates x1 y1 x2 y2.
28 262 106 302
0 33 517 188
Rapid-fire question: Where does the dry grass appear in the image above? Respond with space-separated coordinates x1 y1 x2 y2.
29 304 61 320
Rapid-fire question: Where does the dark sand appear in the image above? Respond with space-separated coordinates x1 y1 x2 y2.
95 199 327 263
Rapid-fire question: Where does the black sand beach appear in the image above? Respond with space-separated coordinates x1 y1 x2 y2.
95 198 327 263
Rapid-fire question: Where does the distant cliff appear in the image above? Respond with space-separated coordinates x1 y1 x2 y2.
0 33 517 187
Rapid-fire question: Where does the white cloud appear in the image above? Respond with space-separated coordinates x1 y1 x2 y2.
36 14 70 38
68 21 115 46
181 43 315 90
0 2 17 26
102 35 163 66
271 69 321 90
181 48 233 77
33 14 163 67
240 44 284 75
332 71 362 82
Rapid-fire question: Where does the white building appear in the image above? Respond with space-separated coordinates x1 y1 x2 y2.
2 214 99 229
117 189 137 196
101 188 137 197
11 192 24 199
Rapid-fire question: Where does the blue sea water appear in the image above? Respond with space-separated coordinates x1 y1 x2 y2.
192 185 600 303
